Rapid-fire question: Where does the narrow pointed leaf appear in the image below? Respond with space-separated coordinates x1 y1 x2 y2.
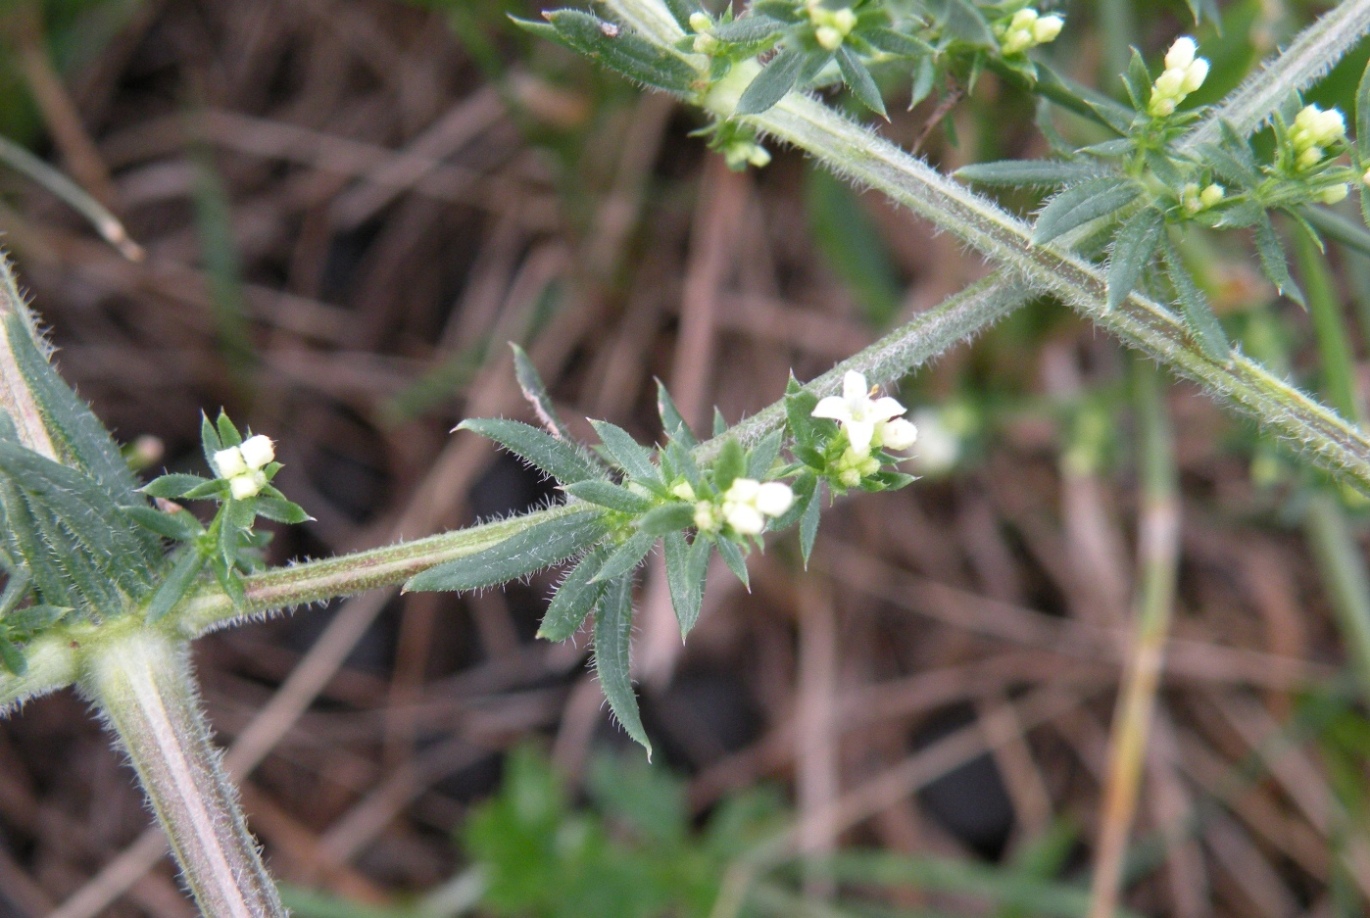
836 47 886 118
746 429 784 480
714 439 746 492
4 604 68 634
1108 208 1165 310
800 483 823 567
215 412 243 447
539 545 609 641
712 407 727 437
0 481 71 607
637 502 696 535
593 575 651 755
510 343 576 441
0 636 24 675
142 473 213 499
1033 178 1140 244
1162 236 1230 362
252 496 312 524
591 420 661 483
143 549 206 623
592 530 657 583
406 509 609 593
864 27 932 57
955 159 1101 188
712 15 786 43
662 0 702 31
665 532 711 637
543 10 699 94
200 412 222 471
124 505 204 541
931 0 994 45
564 480 654 513
655 379 697 447
715 536 750 590
785 377 821 450
460 418 601 484
736 47 805 116
4 314 143 505
1254 212 1305 306
0 442 158 598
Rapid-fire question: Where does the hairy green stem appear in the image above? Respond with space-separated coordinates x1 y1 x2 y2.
81 627 286 918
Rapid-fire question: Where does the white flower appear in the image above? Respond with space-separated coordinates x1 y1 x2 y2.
720 478 794 536
212 446 248 479
240 435 275 470
229 470 267 500
812 370 908 456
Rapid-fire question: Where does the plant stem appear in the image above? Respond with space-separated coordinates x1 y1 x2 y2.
82 626 286 918
1088 362 1180 918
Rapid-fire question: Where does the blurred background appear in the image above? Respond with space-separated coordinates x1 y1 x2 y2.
2 0 1370 915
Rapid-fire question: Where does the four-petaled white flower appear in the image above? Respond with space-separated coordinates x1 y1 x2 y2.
812 370 915 456
212 434 276 500
720 478 794 536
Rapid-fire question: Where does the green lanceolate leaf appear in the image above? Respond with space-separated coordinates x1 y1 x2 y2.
1108 208 1165 310
539 545 610 641
460 418 602 485
591 420 661 484
715 536 750 590
0 636 25 675
785 376 821 449
712 407 727 437
836 46 886 118
655 379 697 448
0 441 158 600
1254 212 1306 306
664 531 710 637
200 412 223 470
637 501 696 536
747 429 784 480
865 27 932 58
929 0 995 45
541 10 699 94
662 440 702 489
736 46 806 116
712 14 786 43
662 0 702 31
714 438 746 493
564 480 654 514
142 473 214 499
406 509 610 593
0 480 72 608
594 574 651 756
215 411 243 448
800 482 823 567
956 159 1101 188
592 530 657 583
252 496 311 524
143 548 206 623
1033 178 1141 244
3 314 144 507
1162 235 1229 362
510 343 578 442
4 603 67 635
124 505 204 542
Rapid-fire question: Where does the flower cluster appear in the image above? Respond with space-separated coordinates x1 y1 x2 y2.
1147 37 1208 117
994 8 1064 57
1289 104 1346 171
211 435 275 499
806 1 857 51
692 478 794 536
1179 180 1224 215
812 371 917 486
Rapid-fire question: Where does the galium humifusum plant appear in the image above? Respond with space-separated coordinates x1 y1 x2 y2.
6 0 1370 915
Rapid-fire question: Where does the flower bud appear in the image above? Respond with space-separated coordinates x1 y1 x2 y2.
1199 183 1225 208
1154 68 1186 97
212 446 248 479
1297 146 1325 170
240 435 275 470
879 417 919 451
1032 15 1063 44
229 470 267 500
1164 36 1197 71
754 481 795 517
688 12 711 32
1319 183 1350 205
815 25 843 49
1180 58 1208 94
